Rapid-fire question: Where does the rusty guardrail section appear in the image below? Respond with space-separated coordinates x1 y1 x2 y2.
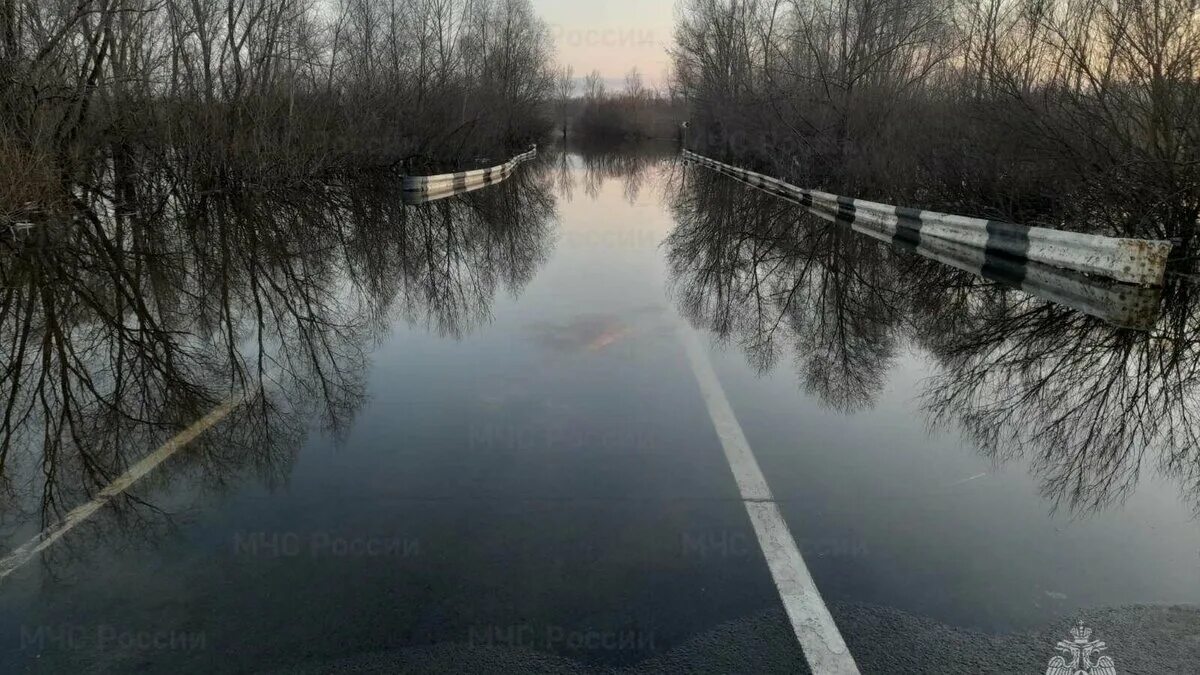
682 150 1173 287
402 146 537 204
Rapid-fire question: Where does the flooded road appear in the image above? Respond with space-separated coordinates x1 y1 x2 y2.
1 148 1198 673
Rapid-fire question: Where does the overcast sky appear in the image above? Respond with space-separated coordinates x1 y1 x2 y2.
532 0 675 89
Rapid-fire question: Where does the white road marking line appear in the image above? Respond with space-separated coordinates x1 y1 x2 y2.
0 390 252 581
946 472 988 487
677 324 860 674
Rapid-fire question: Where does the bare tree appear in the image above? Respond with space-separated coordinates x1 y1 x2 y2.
583 69 606 100
555 64 575 137
0 0 558 211
671 0 1200 241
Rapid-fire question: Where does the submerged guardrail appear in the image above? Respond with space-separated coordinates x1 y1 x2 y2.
402 146 538 204
682 150 1173 287
683 151 1162 328
402 180 494 205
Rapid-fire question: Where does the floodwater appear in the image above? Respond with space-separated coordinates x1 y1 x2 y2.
1 146 1198 673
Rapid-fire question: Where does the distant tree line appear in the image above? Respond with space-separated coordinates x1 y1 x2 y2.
673 0 1200 241
553 66 688 143
0 0 555 214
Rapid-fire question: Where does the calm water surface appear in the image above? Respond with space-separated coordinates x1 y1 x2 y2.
0 147 1197 672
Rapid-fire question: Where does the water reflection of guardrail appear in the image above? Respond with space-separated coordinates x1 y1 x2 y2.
402 146 538 204
0 166 557 563
682 150 1173 287
671 155 1200 516
683 152 1162 328
885 223 1161 330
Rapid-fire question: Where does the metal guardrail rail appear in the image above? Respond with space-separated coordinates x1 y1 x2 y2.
401 146 538 200
682 150 1173 287
401 175 508 206
682 151 1162 328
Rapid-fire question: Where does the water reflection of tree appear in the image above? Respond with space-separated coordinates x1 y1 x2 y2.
576 143 669 204
0 162 554 554
668 167 1200 514
552 148 576 203
667 169 904 413
918 281 1200 515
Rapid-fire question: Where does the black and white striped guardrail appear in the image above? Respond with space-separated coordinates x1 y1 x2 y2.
401 169 523 205
683 151 1162 328
681 150 1172 287
881 218 1160 329
402 146 538 203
